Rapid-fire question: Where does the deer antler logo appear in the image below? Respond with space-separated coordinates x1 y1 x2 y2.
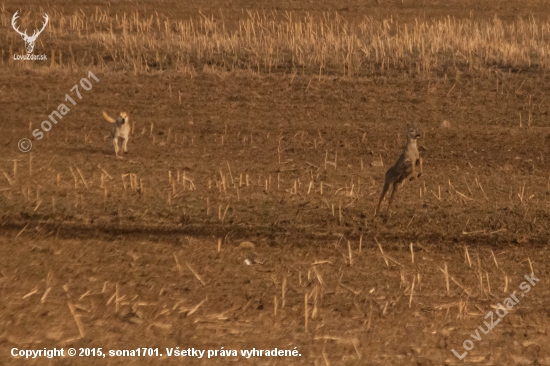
11 11 49 54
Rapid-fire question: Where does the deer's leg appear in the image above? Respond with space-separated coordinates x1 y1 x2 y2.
417 158 423 178
386 182 399 214
375 180 391 216
409 159 416 181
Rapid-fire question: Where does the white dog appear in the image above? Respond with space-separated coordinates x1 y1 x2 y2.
102 111 130 158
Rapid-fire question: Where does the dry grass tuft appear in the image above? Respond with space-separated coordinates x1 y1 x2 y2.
4 10 550 75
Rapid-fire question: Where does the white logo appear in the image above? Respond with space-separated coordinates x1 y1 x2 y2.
11 11 48 60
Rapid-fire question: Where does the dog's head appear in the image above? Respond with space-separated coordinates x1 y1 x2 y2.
117 112 129 125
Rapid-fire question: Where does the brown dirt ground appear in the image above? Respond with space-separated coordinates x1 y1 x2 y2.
1 1 550 365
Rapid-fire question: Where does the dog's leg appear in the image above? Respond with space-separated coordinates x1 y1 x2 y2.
122 137 128 153
113 137 121 158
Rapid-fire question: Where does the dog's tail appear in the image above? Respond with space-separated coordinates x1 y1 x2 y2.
102 111 116 123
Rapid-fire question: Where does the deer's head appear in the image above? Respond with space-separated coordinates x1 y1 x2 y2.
12 11 49 54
